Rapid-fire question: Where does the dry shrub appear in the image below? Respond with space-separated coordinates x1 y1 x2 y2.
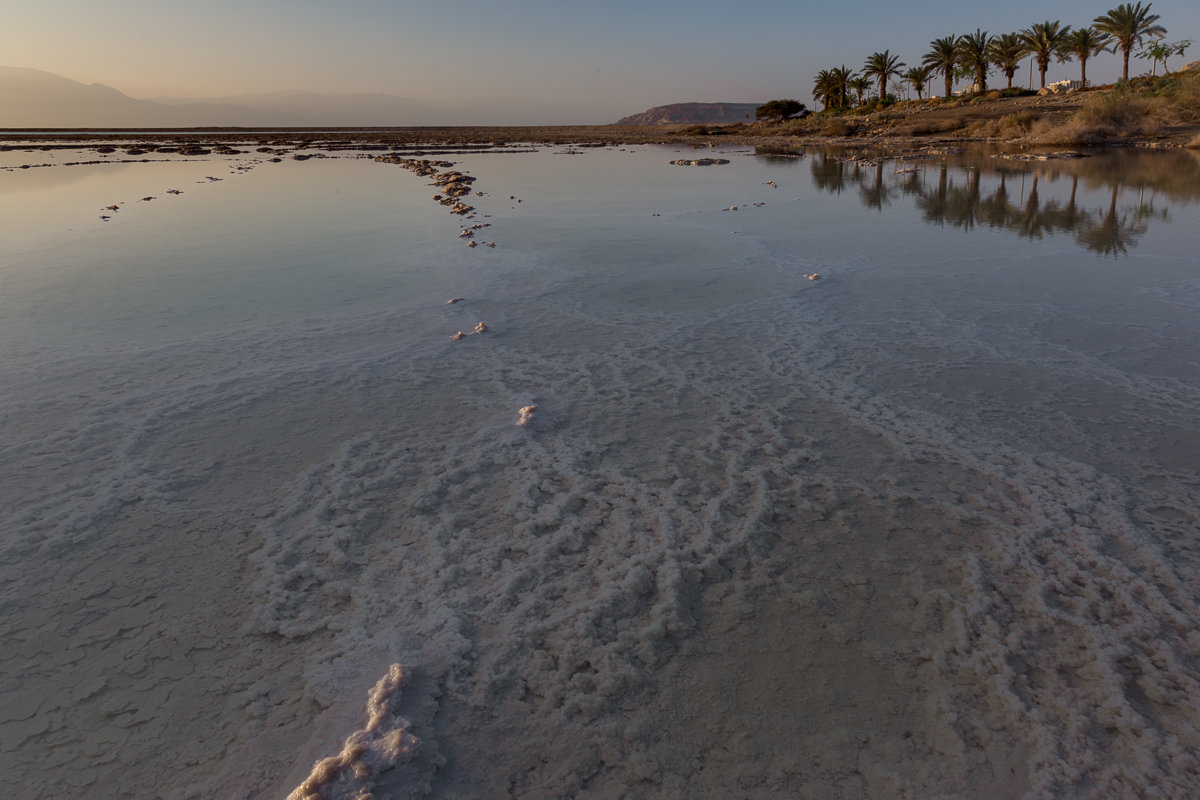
899 118 965 135
776 118 814 135
1147 75 1200 123
1036 89 1151 144
1002 112 1040 134
1188 132 1200 149
823 118 852 136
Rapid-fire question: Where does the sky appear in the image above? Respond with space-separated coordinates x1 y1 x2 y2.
4 0 1199 121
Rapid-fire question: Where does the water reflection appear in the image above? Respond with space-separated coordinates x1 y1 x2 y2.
784 147 1199 256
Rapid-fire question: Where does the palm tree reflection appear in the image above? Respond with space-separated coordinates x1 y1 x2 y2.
787 147 1200 257
858 161 893 211
1075 185 1148 256
809 152 850 195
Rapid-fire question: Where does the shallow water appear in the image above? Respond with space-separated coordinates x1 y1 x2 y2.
2 141 1199 799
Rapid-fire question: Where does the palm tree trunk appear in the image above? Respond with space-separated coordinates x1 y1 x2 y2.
944 72 952 99
1121 47 1130 81
1080 57 1088 89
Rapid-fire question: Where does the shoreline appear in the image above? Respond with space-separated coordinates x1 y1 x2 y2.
5 67 1200 151
1 90 1197 152
0 90 1195 153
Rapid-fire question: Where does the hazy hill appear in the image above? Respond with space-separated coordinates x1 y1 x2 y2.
616 102 762 125
149 90 567 126
148 90 435 126
0 66 290 127
0 66 586 127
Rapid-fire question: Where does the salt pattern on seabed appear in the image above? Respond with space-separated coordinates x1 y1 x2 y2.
3 147 1199 799
263 279 1200 798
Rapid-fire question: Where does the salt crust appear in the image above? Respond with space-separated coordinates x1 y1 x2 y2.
287 664 421 800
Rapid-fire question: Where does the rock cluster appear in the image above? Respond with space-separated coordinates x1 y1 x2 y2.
669 158 731 166
1037 80 1078 96
433 171 476 197
994 151 1088 161
373 156 454 176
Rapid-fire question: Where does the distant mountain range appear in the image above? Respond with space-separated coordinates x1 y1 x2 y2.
0 67 768 128
615 102 762 125
0 66 574 127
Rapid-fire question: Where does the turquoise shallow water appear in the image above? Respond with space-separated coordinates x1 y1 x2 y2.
2 141 1200 799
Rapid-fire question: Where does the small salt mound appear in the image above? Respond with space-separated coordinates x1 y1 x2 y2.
286 664 419 800
516 405 538 426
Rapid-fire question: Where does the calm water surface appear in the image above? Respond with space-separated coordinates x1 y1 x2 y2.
2 142 1199 799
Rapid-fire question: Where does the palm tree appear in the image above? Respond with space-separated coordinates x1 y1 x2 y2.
903 65 936 99
864 50 906 102
1093 2 1167 81
813 67 853 110
957 30 994 93
989 33 1029 90
924 36 960 98
849 75 873 106
830 65 855 109
1021 21 1072 89
813 69 837 110
1061 27 1113 88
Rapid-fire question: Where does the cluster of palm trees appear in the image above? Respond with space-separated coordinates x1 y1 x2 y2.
811 2 1167 110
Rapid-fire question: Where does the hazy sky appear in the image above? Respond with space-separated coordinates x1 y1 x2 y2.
5 0 1198 120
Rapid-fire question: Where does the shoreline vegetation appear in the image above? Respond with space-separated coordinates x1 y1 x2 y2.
1 69 1197 153
736 65 1200 150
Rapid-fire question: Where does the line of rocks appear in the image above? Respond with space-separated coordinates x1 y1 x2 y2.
374 155 507 253
374 156 482 218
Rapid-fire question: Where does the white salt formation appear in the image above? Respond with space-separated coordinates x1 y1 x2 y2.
287 665 420 800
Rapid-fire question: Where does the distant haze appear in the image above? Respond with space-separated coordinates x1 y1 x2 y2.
0 67 588 127
2 0 1198 125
